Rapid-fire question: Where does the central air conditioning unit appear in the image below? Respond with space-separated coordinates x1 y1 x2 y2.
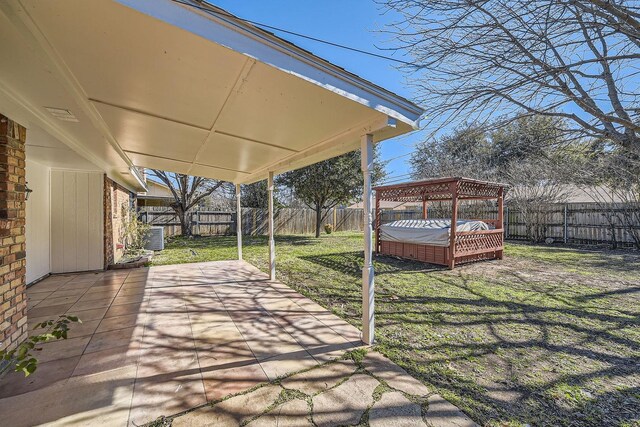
145 226 165 251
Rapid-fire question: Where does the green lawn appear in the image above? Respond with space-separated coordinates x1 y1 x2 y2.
152 233 640 427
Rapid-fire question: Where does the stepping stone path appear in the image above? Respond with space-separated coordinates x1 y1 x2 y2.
170 350 477 427
369 392 423 427
312 374 380 426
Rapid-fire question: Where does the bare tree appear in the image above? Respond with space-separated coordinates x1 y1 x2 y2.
148 170 226 236
503 159 570 242
382 0 640 155
571 149 640 248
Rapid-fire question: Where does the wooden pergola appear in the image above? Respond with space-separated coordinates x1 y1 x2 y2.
374 177 505 269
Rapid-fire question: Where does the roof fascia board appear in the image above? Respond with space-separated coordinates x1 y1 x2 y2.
107 171 140 193
115 0 423 128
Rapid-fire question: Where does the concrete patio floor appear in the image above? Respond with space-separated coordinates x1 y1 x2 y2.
0 260 475 426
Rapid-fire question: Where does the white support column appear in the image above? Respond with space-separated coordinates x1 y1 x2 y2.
235 184 242 260
361 134 375 345
268 172 276 281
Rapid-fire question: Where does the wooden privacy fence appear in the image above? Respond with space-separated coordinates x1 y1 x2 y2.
504 203 640 246
237 208 364 236
139 208 235 237
139 202 640 246
138 207 364 237
379 202 640 247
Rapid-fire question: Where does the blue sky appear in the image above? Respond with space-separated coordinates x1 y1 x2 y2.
213 0 425 181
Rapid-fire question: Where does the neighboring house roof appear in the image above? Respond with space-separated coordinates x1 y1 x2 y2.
563 185 625 203
0 0 423 190
138 179 173 199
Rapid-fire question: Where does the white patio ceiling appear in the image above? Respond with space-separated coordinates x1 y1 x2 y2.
0 0 422 190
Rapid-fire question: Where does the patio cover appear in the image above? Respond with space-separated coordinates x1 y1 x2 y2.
0 0 424 346
0 0 422 190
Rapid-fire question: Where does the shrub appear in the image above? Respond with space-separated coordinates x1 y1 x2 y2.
121 207 151 255
1 315 81 377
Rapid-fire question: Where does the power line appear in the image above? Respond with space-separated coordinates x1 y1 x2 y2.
170 0 418 66
382 172 413 180
378 173 414 185
381 178 412 185
384 151 414 163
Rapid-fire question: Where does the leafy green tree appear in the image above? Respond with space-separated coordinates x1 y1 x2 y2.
411 123 493 180
491 116 564 169
240 180 282 209
240 180 267 208
411 116 566 181
277 148 386 237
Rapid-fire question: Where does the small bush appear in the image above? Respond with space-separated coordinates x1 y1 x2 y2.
121 207 151 255
324 224 333 234
1 315 81 377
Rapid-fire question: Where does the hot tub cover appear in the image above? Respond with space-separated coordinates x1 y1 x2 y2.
379 219 489 246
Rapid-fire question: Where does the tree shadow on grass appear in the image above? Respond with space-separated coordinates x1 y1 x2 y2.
296 248 640 426
299 251 445 278
574 285 640 302
166 235 318 250
372 271 640 426
508 242 640 275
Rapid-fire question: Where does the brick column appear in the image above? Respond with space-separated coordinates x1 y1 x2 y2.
0 114 27 352
104 174 114 269
103 175 135 268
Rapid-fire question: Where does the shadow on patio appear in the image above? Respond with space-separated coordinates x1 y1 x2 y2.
0 260 363 426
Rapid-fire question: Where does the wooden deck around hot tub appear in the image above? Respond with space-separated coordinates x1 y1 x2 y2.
377 228 504 267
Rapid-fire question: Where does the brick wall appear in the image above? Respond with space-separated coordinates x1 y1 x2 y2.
104 176 134 268
0 114 27 352
104 175 114 268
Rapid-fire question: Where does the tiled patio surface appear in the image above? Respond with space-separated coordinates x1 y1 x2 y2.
0 260 475 426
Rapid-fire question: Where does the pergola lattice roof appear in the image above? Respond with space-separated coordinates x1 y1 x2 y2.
374 177 506 202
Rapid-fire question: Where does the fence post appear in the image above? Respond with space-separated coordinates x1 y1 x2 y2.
563 204 568 244
193 211 198 235
504 206 509 239
253 209 257 236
